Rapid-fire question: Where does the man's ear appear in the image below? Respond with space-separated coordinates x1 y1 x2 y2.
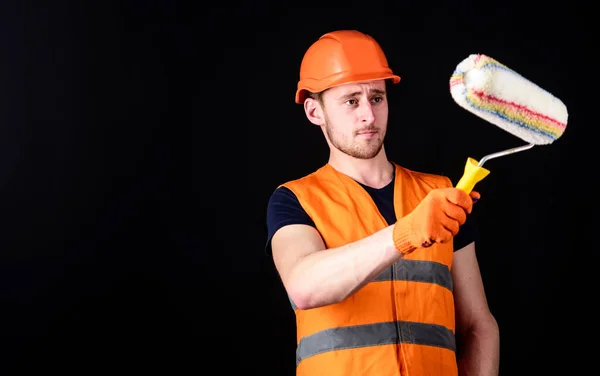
304 98 325 126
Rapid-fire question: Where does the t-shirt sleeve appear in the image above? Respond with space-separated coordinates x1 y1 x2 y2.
265 186 316 255
453 217 478 251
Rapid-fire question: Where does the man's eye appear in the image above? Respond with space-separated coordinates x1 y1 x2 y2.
372 96 384 103
346 99 357 106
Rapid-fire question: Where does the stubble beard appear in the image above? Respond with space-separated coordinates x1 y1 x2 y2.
324 121 386 160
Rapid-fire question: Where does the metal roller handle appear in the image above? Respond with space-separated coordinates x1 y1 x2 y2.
478 143 535 167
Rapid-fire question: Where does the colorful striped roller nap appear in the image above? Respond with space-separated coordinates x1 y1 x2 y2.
450 54 568 145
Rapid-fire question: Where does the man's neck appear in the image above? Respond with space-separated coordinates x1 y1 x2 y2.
327 149 394 189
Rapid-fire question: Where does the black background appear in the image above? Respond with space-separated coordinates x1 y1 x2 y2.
0 1 593 374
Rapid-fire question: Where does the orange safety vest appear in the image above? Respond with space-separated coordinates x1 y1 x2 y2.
281 163 458 376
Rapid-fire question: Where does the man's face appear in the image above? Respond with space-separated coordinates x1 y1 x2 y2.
318 80 389 159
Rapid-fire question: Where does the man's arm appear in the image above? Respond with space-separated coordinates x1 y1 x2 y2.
272 223 400 310
268 186 478 310
452 241 500 376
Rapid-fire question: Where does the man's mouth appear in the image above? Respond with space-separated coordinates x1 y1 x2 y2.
357 129 378 135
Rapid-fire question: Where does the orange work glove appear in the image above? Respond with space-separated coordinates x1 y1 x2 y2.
392 188 480 254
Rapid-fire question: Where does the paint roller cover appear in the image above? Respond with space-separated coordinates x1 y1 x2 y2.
449 54 568 145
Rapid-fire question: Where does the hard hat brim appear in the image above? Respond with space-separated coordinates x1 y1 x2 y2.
295 72 401 104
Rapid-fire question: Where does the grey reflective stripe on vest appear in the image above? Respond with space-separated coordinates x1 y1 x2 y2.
296 321 455 366
374 259 453 292
288 259 452 311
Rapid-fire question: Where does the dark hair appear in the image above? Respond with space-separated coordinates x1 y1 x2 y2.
309 91 325 105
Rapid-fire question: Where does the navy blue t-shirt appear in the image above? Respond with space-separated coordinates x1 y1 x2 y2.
265 172 475 254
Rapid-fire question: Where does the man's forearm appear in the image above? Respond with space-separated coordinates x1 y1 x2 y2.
287 225 403 310
458 318 500 376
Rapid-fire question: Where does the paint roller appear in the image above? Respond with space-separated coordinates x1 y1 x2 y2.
449 54 568 193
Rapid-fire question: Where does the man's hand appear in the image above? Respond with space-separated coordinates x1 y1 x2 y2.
402 188 480 248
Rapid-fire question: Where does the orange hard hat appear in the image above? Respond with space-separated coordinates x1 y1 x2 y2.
295 30 401 104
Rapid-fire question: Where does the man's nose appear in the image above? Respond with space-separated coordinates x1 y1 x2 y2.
358 101 375 123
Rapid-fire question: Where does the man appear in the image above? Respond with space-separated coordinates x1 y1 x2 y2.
266 30 500 376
